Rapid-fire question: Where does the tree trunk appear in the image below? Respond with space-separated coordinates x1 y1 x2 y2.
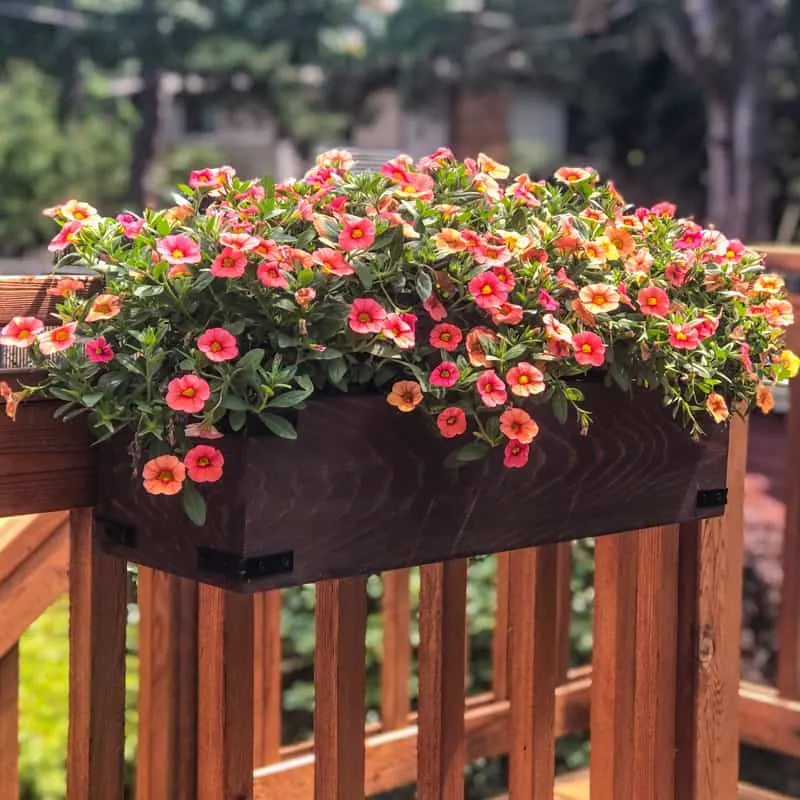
704 93 736 233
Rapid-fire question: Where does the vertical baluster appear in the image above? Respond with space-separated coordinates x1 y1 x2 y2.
0 644 19 799
381 569 411 730
492 553 510 700
554 542 573 682
253 591 283 767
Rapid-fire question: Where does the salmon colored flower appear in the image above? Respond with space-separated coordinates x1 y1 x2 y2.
86 294 122 322
468 271 508 310
211 247 248 278
253 238 281 260
0 316 44 348
185 422 224 440
198 328 239 362
184 444 224 483
382 313 417 349
295 287 316 308
37 322 77 355
116 213 145 238
506 362 545 397
430 361 460 388
753 274 785 295
166 374 211 413
764 299 794 328
476 370 507 408
492 265 516 292
572 331 606 367
554 166 595 184
578 283 619 314
606 227 634 258
757 385 775 414
396 172 435 201
256 261 289 289
168 264 193 279
429 323 462 351
571 299 596 327
637 286 670 317
543 313 572 343
142 455 186 496
466 327 498 367
477 153 510 179
500 407 539 444
503 441 530 468
313 247 354 276
349 298 387 334
417 147 454 170
433 228 468 255
386 380 423 412
490 302 523 325
156 234 202 265
220 232 261 252
380 157 414 183
48 220 83 252
667 324 700 350
84 337 114 363
706 393 729 423
665 262 689 287
60 199 97 222
436 407 467 438
47 277 85 297
423 293 447 321
555 268 577 291
339 217 376 251
625 248 653 278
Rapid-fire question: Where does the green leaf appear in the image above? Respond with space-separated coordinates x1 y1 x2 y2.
415 270 433 301
133 284 164 298
49 387 80 402
236 348 264 372
81 392 104 408
298 269 314 286
504 344 527 361
306 347 343 360
182 484 207 526
228 409 247 431
609 362 631 392
296 374 315 393
445 441 490 469
552 392 569 425
353 261 374 290
96 371 125 391
563 387 585 403
193 270 216 291
268 389 309 409
259 412 298 439
327 358 347 386
226 319 246 336
221 393 249 411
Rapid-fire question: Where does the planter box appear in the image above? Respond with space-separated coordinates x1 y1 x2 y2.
93 384 730 592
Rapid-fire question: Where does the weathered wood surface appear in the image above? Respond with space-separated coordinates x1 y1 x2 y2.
0 644 19 800
95 385 729 591
381 569 411 730
253 590 282 768
0 274 99 325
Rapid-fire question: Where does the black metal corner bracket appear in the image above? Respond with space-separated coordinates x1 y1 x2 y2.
197 546 294 582
696 488 728 509
95 516 138 549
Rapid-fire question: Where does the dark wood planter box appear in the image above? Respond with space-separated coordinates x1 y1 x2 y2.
93 383 730 592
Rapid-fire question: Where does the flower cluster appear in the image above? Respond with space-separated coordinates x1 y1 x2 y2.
2 150 798 522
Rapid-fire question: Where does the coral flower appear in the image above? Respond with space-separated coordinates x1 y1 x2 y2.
706 393 729 423
156 234 202 265
466 327 499 367
396 172 435 201
757 385 775 414
500 407 539 444
694 315 719 340
554 166 595 184
637 286 670 317
295 288 316 308
492 266 516 292
0 316 44 348
764 299 794 328
165 374 211 414
382 313 417 349
116 213 145 238
503 440 530 469
37 322 77 355
198 328 239 362
423 293 447 321
47 277 85 297
430 362 460 388
313 247 355 276
48 220 83 252
220 232 261 251
386 380 423 412
256 261 289 289
572 331 606 367
667 324 700 350
665 262 689 288
86 294 122 322
506 362 545 397
142 455 186 496
85 337 114 363
436 407 467 438
578 283 619 314
490 302 523 326
349 298 387 334
468 271 508 310
184 444 225 483
477 153 510 179
538 289 559 311
211 247 248 278
433 229 468 255
429 323 462 351
476 370 507 408
339 217 376 251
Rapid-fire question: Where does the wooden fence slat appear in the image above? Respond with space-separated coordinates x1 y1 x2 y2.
555 542 573 681
254 591 283 767
67 508 127 800
508 546 559 798
197 586 254 800
675 416 748 800
136 569 198 800
492 553 510 700
381 569 411 730
0 644 19 799
314 577 368 800
417 559 468 800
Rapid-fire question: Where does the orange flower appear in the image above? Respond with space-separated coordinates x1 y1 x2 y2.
433 228 468 255
764 299 794 328
705 393 729 423
86 294 122 322
606 227 634 257
499 407 539 444
0 381 22 420
142 455 186 496
506 362 545 397
47 277 85 297
465 326 498 367
756 385 775 414
753 274 785 295
386 381 423 412
37 322 77 355
477 153 510 179
578 283 619 314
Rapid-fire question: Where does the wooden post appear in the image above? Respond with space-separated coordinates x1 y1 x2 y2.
253 590 282 767
0 644 19 799
67 508 127 800
675 416 748 800
197 586 254 800
381 569 411 730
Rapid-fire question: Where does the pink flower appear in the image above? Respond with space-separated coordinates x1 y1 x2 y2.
37 323 77 355
185 422 224 440
429 323 462 351
60 200 97 222
436 406 467 438
85 337 114 363
430 361 460 388
693 315 719 340
423 293 447 321
116 213 145 238
48 220 83 252
665 262 689 287
339 217 376 251
165 374 211 413
476 369 507 408
198 328 239 362
256 261 289 289
348 298 387 334
295 287 317 308
184 444 224 483
506 362 545 397
219 232 260 251
492 266 516 292
189 168 226 189
503 441 530 469
0 316 44 348
667 324 700 350
572 331 606 367
741 342 754 374
637 286 670 317
211 247 248 278
313 247 354 276
490 302 523 326
382 313 416 349
499 407 539 445
537 289 559 311
468 271 508 310
156 234 202 265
